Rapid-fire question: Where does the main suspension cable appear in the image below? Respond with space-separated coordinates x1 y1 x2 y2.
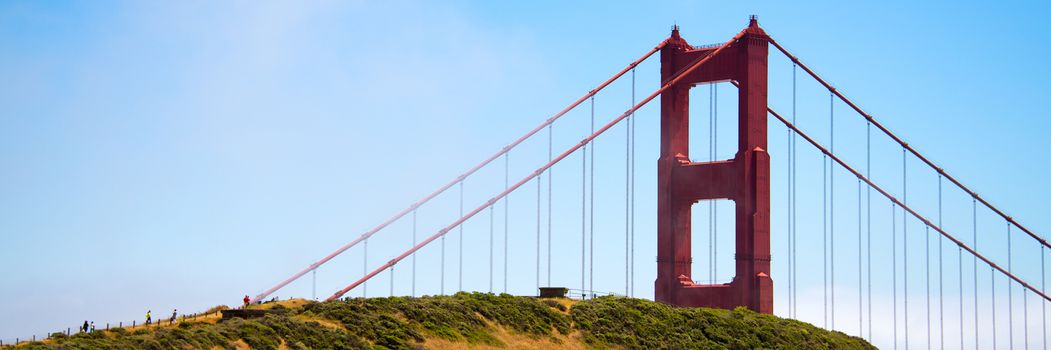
250 43 663 303
767 37 1049 250
768 105 1051 330
325 29 747 302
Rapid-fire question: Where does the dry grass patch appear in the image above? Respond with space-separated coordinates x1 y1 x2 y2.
292 314 346 331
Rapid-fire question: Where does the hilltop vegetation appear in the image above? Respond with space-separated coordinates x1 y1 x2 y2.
5 293 873 349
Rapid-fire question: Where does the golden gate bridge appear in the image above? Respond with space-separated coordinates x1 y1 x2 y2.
250 17 1049 349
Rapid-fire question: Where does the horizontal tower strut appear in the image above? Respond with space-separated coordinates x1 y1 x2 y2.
766 104 1051 302
250 43 666 304
325 29 749 301
767 37 1049 249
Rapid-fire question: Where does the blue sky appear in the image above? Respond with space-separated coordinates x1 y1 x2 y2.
1 1 1049 348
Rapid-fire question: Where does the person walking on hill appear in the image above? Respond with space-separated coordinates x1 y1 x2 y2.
170 309 177 325
90 321 95 333
145 310 152 325
243 295 250 309
82 320 88 333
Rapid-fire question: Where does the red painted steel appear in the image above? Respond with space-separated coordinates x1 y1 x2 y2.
766 106 1051 302
325 29 746 302
250 44 665 304
654 17 773 313
767 38 1049 249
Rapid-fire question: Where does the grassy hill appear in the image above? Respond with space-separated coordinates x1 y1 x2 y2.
5 293 874 349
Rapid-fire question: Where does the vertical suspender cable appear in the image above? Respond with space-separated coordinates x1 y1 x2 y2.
927 225 931 350
993 265 998 348
959 230 964 350
412 210 417 297
1008 222 1014 349
548 125 553 287
1042 246 1046 349
459 181 464 292
938 176 944 350
1024 285 1029 349
504 153 509 294
489 205 494 293
974 198 979 350
390 265 394 297
830 92 836 330
364 238 369 297
787 86 794 318
442 191 446 295
824 149 829 328
625 81 631 296
589 95 595 296
714 84 718 282
312 269 316 301
904 148 909 349
536 176 542 292
710 84 715 284
852 138 861 335
787 103 794 317
894 201 899 350
581 113 588 296
709 83 715 283
793 65 799 317
710 84 718 283
867 120 872 339
630 67 637 298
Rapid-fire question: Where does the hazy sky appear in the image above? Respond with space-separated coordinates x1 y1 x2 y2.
2 1 1050 348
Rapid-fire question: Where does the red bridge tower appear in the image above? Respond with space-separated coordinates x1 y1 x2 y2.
655 18 773 313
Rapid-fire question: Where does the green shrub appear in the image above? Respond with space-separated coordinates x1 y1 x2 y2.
23 294 872 350
571 297 874 349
